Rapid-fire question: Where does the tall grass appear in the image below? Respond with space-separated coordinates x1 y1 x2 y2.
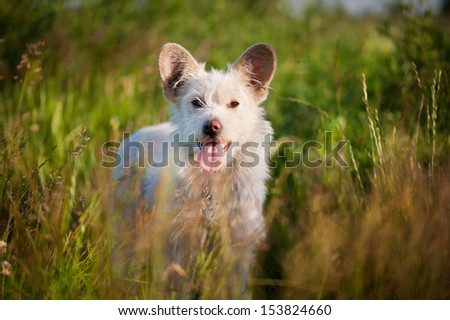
1 1 449 299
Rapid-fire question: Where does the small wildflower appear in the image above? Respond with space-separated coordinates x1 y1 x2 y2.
162 262 187 282
0 240 6 254
109 117 120 133
1 261 12 276
29 124 40 132
72 127 90 155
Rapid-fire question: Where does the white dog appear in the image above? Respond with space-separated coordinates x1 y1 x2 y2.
114 43 276 298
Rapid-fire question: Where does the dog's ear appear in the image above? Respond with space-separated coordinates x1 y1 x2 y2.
232 43 276 102
158 43 200 103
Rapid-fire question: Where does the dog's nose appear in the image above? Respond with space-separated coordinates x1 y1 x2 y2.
203 119 222 136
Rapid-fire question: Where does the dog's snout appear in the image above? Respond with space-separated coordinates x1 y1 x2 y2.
203 119 222 136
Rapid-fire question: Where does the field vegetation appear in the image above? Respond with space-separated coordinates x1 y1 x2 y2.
1 0 449 299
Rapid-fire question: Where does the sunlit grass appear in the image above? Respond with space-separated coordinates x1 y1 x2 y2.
1 1 449 299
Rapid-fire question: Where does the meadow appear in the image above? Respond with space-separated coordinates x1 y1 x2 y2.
1 1 449 299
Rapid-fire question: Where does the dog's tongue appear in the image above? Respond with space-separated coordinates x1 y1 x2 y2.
198 142 225 172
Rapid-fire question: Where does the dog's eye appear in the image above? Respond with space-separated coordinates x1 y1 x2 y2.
229 100 240 108
191 99 203 108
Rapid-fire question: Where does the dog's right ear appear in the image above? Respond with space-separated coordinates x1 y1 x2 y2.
158 43 200 103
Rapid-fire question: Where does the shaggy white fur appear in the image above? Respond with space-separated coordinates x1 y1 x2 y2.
114 43 276 298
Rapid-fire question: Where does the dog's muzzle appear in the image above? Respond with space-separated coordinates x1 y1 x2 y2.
197 119 230 172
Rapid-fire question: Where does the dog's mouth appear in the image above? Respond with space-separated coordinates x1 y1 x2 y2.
196 141 231 172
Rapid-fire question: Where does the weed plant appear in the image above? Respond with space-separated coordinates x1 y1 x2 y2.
0 1 449 299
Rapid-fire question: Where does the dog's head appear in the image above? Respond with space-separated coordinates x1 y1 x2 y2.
158 43 276 172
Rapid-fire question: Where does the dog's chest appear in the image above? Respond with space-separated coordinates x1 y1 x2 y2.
173 167 235 222
169 165 265 245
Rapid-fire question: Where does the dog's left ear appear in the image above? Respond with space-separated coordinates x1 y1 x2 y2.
232 43 277 102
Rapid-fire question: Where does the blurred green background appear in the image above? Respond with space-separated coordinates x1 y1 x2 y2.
0 0 449 299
